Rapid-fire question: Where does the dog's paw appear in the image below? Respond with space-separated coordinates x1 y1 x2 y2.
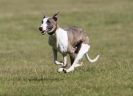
57 68 64 73
55 61 64 65
63 68 67 73
63 67 74 73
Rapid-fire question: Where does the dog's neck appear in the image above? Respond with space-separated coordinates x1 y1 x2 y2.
48 25 59 35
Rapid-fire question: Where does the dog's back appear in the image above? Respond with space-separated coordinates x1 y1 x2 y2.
65 26 89 47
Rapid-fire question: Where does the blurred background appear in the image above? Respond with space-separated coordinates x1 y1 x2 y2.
0 0 133 96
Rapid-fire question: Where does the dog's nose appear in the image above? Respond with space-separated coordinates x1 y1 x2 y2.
39 27 42 31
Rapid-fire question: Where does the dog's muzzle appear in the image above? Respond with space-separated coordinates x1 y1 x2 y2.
39 27 46 35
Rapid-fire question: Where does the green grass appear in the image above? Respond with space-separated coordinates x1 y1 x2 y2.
0 0 133 96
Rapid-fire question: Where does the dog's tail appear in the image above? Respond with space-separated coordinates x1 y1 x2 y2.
85 54 100 63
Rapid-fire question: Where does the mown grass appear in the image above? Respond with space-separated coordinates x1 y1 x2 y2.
0 0 133 96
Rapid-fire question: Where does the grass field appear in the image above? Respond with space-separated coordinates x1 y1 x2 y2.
0 0 133 96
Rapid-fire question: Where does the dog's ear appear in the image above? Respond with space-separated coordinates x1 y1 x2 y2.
52 12 59 21
43 15 46 18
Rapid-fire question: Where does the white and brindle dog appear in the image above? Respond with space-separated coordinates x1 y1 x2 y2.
38 12 100 73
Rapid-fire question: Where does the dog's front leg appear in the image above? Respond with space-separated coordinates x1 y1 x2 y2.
52 48 63 65
62 54 67 66
58 54 67 72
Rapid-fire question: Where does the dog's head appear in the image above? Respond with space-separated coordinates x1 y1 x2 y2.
39 12 59 35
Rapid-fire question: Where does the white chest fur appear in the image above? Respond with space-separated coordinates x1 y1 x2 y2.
56 28 68 53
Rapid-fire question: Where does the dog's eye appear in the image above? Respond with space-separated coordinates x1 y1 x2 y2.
47 20 50 24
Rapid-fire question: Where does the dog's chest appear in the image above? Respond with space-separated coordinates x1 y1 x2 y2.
56 28 68 53
48 35 57 48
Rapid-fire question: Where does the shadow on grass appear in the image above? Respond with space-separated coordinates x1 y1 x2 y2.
11 77 63 82
7 76 64 82
27 77 63 82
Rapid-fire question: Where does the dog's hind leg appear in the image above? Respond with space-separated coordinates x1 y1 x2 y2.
69 53 76 64
64 43 90 73
69 53 83 68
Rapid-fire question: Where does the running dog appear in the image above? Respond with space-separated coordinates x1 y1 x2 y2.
38 12 99 73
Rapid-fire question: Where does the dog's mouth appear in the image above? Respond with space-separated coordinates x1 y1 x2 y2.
39 27 46 35
39 26 54 35
41 28 52 35
41 31 46 35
